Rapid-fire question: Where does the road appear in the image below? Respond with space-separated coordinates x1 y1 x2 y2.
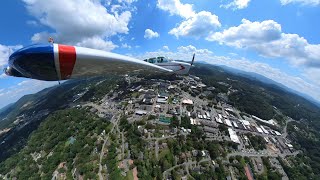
155 140 159 160
144 135 177 161
162 158 211 180
145 135 177 141
281 118 295 138
84 102 109 113
98 112 120 180
121 131 125 159
226 150 299 159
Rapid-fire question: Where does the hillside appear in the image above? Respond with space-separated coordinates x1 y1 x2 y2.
0 76 120 162
190 64 320 130
216 64 320 108
0 108 112 179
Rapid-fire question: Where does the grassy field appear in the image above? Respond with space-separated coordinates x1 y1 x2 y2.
126 169 134 180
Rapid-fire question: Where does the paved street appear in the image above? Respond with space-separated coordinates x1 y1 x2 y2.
162 158 211 180
226 150 299 159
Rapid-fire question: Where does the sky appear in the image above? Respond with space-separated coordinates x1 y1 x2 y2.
0 0 320 108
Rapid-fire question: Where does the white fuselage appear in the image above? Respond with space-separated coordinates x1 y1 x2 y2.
154 61 191 75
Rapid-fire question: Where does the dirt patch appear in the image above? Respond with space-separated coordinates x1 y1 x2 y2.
133 167 138 180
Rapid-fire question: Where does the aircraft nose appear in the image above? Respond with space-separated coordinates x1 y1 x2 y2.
3 66 11 76
3 66 25 78
9 44 59 81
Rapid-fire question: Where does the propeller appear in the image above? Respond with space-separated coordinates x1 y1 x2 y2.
191 53 195 66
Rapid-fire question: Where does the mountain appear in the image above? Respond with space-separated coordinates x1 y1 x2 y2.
198 61 320 107
0 103 14 119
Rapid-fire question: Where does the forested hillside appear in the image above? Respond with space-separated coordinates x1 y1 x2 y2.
0 108 112 179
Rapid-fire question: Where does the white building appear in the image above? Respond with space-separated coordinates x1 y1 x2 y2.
240 120 250 126
256 127 263 133
232 122 238 128
275 131 281 136
182 99 193 105
215 117 223 124
228 128 240 144
260 125 269 134
224 119 232 127
135 110 147 116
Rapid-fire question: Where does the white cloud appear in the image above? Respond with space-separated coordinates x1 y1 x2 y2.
117 0 138 4
121 43 132 49
144 29 160 39
221 0 251 10
137 45 320 101
157 0 195 18
0 44 23 70
76 37 118 51
169 11 221 38
280 0 320 6
303 68 320 86
207 19 320 68
157 0 221 39
163 46 169 50
23 0 132 51
177 45 213 55
137 45 212 62
0 78 57 109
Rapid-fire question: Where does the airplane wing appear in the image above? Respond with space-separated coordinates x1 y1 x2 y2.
68 45 173 79
6 44 173 81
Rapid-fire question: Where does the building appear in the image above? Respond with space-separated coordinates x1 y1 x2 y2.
182 99 193 105
232 121 239 128
274 131 281 136
252 115 278 126
224 119 232 127
215 116 223 124
240 119 250 126
158 92 169 99
135 110 147 116
228 128 240 144
157 97 167 104
190 118 201 125
142 96 154 105
256 126 263 133
260 125 269 134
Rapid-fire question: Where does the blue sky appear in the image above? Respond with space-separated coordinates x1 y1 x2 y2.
0 0 320 108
